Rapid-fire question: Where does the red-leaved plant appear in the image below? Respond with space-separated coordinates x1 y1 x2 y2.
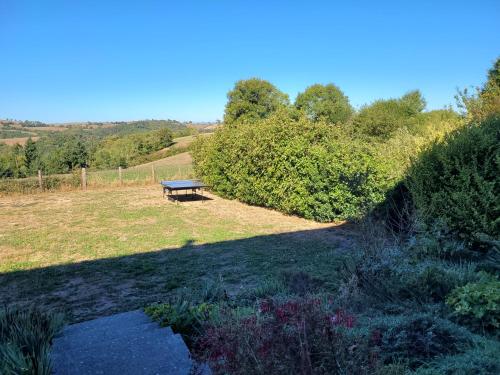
194 297 382 374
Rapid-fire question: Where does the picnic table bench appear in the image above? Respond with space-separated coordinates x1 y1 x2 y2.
160 180 207 202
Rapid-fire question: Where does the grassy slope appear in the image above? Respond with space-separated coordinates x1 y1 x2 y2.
0 186 351 322
86 135 200 184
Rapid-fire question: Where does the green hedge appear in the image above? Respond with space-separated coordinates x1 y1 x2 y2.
192 110 390 221
408 116 500 245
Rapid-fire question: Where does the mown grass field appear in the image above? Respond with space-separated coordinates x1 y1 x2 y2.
0 185 351 322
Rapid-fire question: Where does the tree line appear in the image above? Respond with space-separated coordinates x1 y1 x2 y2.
193 58 499 222
0 125 178 178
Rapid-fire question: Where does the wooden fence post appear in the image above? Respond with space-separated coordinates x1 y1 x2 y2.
81 168 87 190
151 165 155 183
119 166 123 186
38 170 43 192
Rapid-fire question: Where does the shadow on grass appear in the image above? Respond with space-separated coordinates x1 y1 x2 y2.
164 193 213 203
0 224 354 323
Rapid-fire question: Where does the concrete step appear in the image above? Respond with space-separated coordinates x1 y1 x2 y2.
51 310 195 375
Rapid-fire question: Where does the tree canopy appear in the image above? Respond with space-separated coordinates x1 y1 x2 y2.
295 83 353 124
223 78 289 125
353 90 426 139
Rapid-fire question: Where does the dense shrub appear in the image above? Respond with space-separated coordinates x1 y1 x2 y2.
0 143 28 178
0 307 63 375
369 313 474 368
193 110 389 221
194 297 383 375
145 301 215 342
341 227 480 307
411 340 500 375
145 277 228 342
446 278 500 332
408 116 500 248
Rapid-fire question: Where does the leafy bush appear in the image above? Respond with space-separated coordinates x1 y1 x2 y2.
193 110 389 221
341 229 479 306
446 278 500 332
411 339 500 375
145 301 216 341
408 116 500 248
352 91 426 139
235 278 287 304
369 313 474 369
0 307 64 375
145 277 227 341
194 297 384 374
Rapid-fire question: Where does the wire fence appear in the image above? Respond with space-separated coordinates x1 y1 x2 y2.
0 164 195 195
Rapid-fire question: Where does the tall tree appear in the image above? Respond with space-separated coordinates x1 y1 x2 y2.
24 137 38 174
60 136 88 170
295 84 353 124
224 78 289 125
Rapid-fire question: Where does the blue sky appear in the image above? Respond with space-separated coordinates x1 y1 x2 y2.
1 1 499 123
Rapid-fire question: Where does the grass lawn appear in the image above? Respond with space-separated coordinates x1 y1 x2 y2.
0 185 352 322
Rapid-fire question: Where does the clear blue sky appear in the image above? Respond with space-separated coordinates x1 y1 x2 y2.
1 0 499 123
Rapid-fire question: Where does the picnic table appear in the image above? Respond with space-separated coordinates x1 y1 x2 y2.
160 179 207 202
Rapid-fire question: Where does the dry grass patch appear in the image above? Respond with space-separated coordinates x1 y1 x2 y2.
0 185 352 322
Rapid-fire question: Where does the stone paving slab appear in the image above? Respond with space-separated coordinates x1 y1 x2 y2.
51 310 193 375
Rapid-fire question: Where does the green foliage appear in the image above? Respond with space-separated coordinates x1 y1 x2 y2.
193 110 389 221
295 83 353 124
341 231 479 306
0 307 64 375
24 138 38 174
91 127 173 168
407 116 500 247
456 57 500 121
81 119 187 138
371 313 474 369
223 78 289 125
0 144 27 178
145 302 215 340
446 278 500 331
411 340 500 375
353 90 426 139
0 129 35 139
30 133 89 174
